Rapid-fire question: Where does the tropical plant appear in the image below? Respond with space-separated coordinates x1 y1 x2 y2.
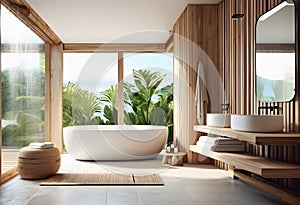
99 85 118 124
124 69 166 125
63 82 101 126
154 84 174 142
61 70 174 142
2 112 44 147
1 68 45 119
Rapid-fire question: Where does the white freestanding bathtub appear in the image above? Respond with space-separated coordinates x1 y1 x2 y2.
63 125 168 161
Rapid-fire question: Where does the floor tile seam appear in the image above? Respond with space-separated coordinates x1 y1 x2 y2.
24 186 43 205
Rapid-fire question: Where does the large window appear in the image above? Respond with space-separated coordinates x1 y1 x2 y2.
63 53 118 126
1 5 46 174
63 52 174 142
124 53 173 141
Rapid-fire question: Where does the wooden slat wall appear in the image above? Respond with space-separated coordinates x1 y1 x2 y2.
218 0 300 193
173 4 221 163
223 0 256 115
173 0 300 193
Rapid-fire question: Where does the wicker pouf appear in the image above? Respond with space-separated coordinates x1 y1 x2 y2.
18 146 61 179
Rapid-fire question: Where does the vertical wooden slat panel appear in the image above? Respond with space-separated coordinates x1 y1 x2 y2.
218 1 225 105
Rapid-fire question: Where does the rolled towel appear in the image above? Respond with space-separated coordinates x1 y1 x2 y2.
29 142 54 149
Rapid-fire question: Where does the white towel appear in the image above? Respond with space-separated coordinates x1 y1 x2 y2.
29 142 54 149
197 136 243 145
195 62 209 125
196 140 244 152
211 145 245 152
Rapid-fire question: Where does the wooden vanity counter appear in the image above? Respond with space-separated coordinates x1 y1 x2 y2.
191 125 300 178
194 125 300 145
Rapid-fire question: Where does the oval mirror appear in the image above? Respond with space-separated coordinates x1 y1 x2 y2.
256 0 295 102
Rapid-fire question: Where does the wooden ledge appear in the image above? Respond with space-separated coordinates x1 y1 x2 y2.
190 145 300 178
194 125 300 145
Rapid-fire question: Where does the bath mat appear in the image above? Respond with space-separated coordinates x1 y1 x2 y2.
40 173 164 186
133 174 164 185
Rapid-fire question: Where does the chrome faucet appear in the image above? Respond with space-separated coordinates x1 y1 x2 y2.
258 105 281 115
220 103 229 113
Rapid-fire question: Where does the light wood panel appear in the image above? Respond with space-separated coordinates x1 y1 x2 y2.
49 44 64 152
173 5 221 163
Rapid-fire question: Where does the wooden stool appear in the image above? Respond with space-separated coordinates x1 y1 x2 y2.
18 146 61 179
162 152 186 166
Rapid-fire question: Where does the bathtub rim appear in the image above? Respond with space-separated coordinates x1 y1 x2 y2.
63 125 168 131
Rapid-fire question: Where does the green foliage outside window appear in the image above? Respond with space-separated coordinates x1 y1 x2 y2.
62 69 173 143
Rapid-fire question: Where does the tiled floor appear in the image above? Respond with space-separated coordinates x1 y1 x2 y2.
0 154 285 205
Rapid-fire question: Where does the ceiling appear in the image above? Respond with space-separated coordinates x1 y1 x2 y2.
26 0 222 43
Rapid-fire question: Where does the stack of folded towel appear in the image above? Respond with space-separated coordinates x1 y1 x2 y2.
29 142 54 149
196 136 244 152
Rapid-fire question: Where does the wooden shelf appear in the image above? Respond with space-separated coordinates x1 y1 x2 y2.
194 125 300 145
190 145 300 178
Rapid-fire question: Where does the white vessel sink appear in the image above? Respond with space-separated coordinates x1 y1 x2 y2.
207 113 231 128
231 114 283 133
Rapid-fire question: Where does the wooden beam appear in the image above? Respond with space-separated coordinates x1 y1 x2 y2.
63 43 166 53
256 43 295 52
165 34 174 52
118 52 124 125
50 44 63 152
2 0 62 45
